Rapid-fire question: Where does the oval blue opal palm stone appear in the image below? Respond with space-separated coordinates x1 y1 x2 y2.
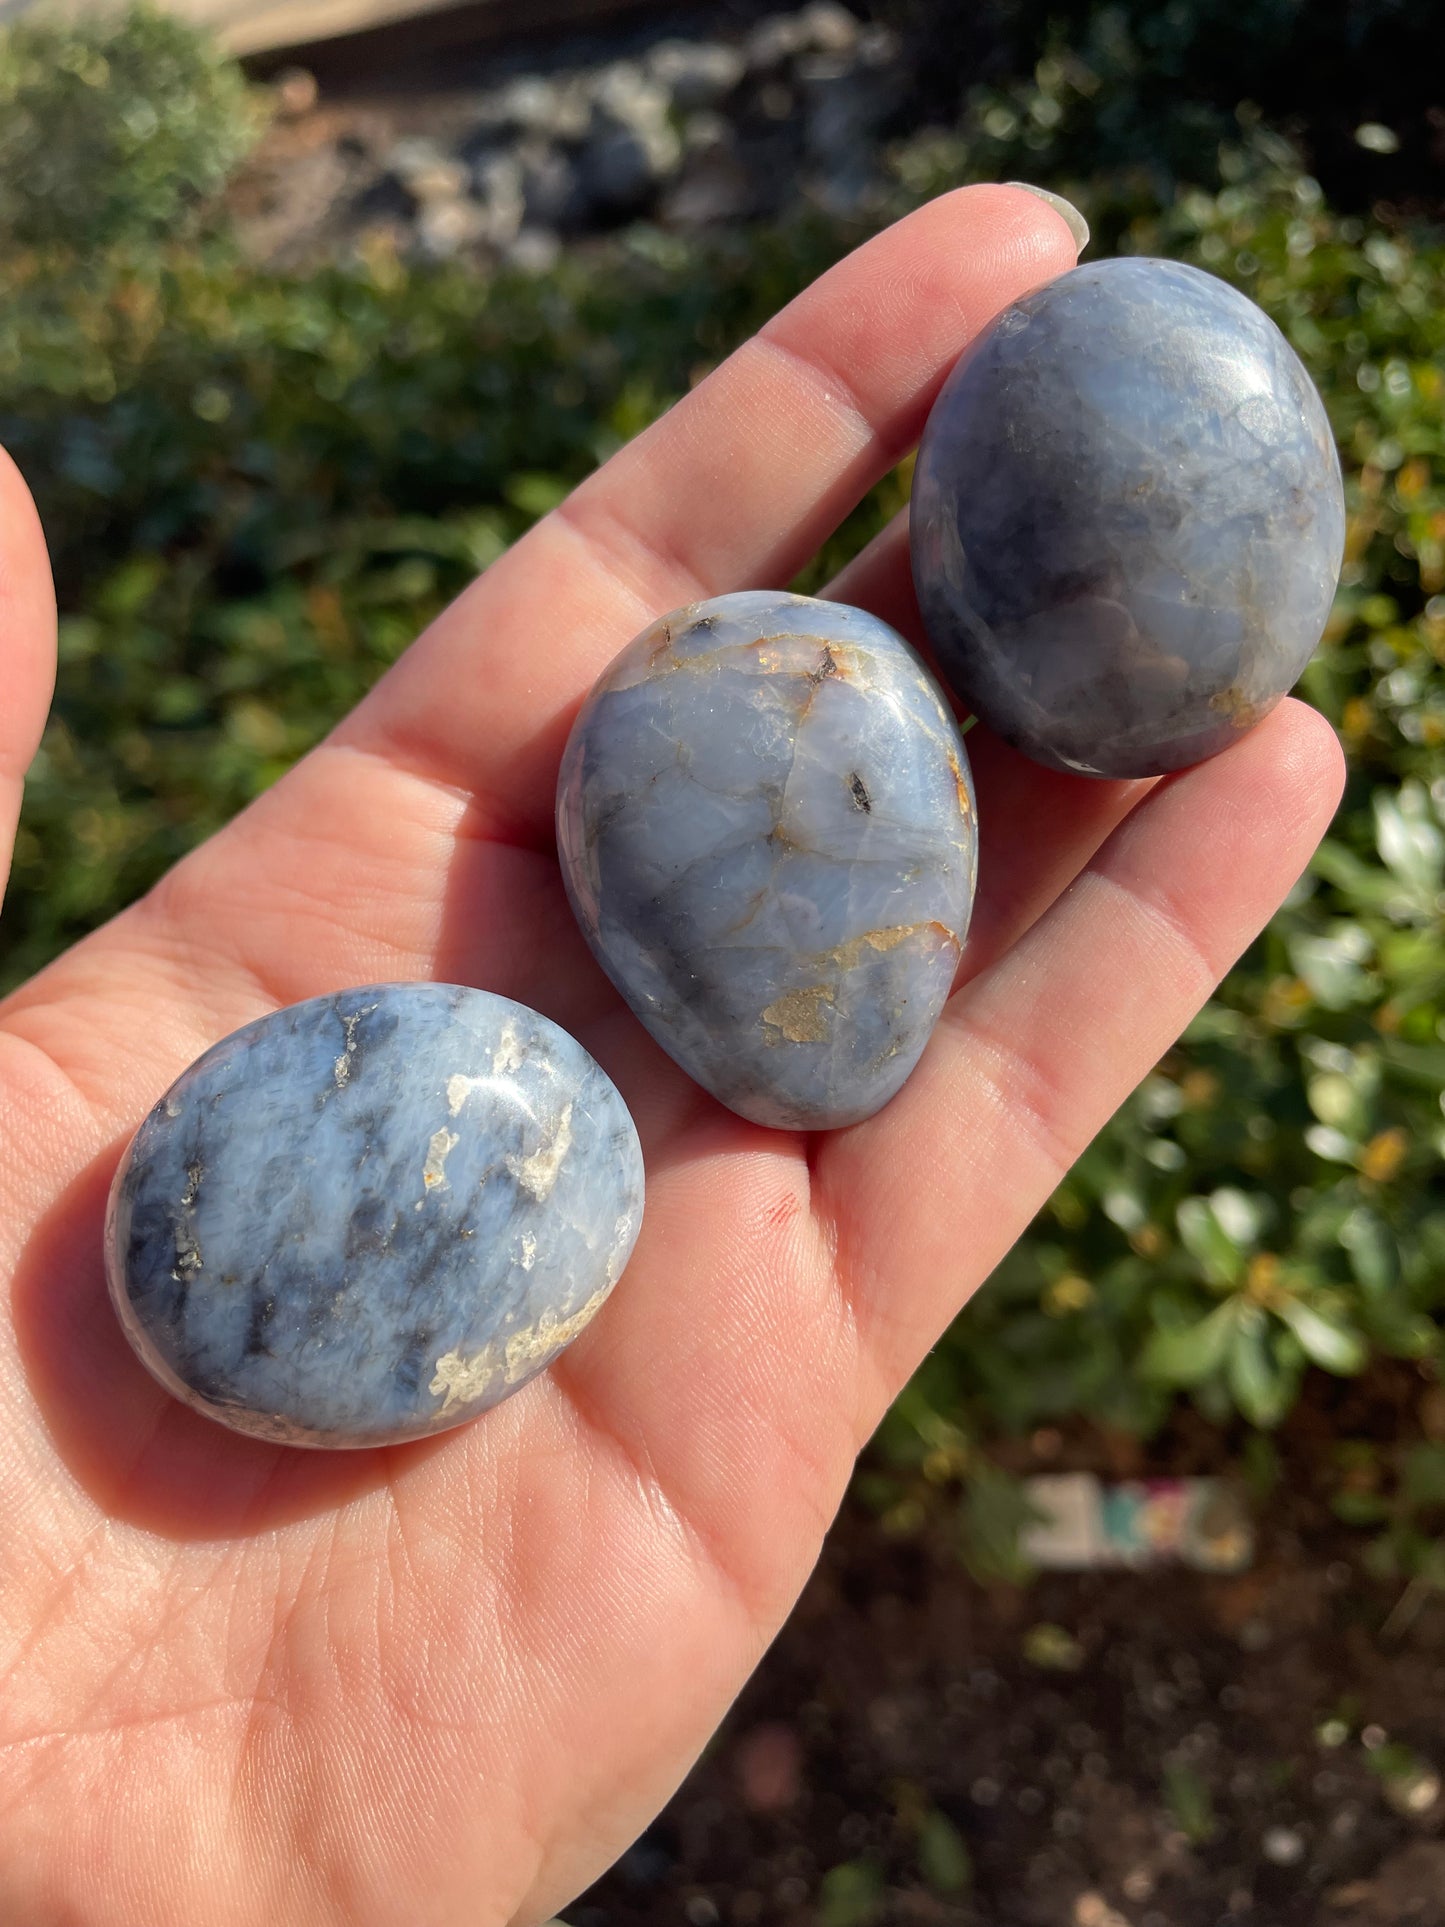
912 256 1346 778
105 984 644 1448
557 591 977 1131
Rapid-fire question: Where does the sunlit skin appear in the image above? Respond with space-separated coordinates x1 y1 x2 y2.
0 187 1342 1926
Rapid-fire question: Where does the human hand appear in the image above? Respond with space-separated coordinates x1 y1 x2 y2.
0 187 1343 1925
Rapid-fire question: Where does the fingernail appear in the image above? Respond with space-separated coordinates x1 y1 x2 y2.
1005 182 1090 254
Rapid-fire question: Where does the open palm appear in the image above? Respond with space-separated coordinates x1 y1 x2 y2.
0 188 1342 1926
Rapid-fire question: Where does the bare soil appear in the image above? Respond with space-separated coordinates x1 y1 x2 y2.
577 1371 1445 1926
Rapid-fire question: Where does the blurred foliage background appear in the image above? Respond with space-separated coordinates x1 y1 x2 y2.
1 2 1442 1564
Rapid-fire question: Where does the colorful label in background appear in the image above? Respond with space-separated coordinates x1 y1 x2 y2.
1021 1475 1255 1573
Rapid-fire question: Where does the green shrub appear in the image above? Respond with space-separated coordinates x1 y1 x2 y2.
0 4 258 253
899 0 1440 210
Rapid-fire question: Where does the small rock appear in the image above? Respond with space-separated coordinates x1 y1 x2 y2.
801 60 903 213
473 151 525 246
579 129 654 216
663 121 752 227
489 75 569 135
1329 1801 1361 1840
505 227 562 274
272 65 319 119
589 59 668 128
663 151 753 227
646 39 746 109
352 170 419 227
465 75 588 148
799 1 864 54
796 50 857 86
735 1723 803 1812
746 12 812 67
756 79 796 121
682 110 732 155
406 158 470 205
1382 1765 1441 1817
417 198 487 259
515 141 580 231
1325 1842 1445 1921
579 117 681 218
1262 1825 1306 1867
1073 1896 1130 1927
576 60 681 217
750 3 862 65
385 136 451 184
856 22 903 68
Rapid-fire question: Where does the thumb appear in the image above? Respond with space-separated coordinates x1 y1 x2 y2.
0 445 57 913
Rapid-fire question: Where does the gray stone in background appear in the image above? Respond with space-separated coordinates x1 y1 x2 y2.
645 37 745 110
911 257 1347 779
231 3 905 267
106 984 645 1448
557 591 978 1132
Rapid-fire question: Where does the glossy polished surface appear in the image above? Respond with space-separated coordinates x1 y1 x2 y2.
912 256 1346 778
557 591 977 1130
106 985 644 1448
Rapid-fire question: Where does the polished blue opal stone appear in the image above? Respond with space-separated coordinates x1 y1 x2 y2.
912 256 1346 778
105 985 644 1448
556 591 977 1131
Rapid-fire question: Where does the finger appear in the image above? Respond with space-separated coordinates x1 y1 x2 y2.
0 448 57 906
819 698 1346 1408
333 185 1080 841
825 508 1152 977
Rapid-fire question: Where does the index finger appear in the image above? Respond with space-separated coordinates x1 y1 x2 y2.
334 185 1080 842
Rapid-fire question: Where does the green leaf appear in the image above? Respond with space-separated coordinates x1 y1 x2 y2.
1332 1489 1391 1527
1228 1312 1291 1428
1210 1187 1269 1247
1339 1208 1400 1295
818 1861 884 1927
1163 1760 1215 1844
1375 783 1444 897
1274 1296 1367 1375
1242 1431 1281 1502
1360 1304 1436 1359
1140 1299 1240 1385
1307 1071 1371 1139
1402 1444 1445 1511
1288 930 1374 1010
1022 1622 1084 1671
1311 838 1404 910
1177 1197 1246 1286
960 1460 1039 1587
917 1811 972 1895
504 471 571 520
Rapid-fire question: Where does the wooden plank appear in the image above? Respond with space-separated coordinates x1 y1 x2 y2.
0 0 670 64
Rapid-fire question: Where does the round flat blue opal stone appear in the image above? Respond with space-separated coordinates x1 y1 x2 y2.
911 257 1346 778
105 984 644 1448
557 591 977 1131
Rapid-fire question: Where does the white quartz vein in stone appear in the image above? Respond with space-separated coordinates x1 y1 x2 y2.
422 1127 459 1191
509 1102 574 1202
